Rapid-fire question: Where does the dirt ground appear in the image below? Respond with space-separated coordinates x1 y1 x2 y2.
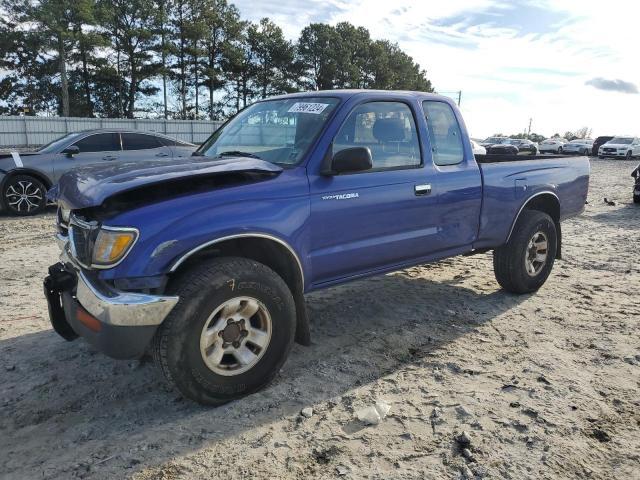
0 158 638 480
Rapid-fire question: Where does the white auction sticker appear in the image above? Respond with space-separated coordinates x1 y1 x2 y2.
287 102 329 114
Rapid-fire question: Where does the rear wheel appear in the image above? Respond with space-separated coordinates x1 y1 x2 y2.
152 257 296 405
493 210 557 294
2 174 47 216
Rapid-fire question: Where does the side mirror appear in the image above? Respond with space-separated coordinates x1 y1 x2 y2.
327 147 373 175
62 145 80 157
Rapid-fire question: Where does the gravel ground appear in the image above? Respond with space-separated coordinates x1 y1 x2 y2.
0 158 638 480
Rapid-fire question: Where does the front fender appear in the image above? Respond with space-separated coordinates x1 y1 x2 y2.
97 169 310 282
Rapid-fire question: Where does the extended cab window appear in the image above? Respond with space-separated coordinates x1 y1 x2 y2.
72 133 121 153
122 133 162 150
423 101 463 166
334 102 421 169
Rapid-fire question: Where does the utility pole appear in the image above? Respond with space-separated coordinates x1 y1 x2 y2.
527 118 532 138
457 90 462 106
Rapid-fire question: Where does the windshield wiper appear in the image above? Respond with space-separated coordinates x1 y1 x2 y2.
217 150 262 160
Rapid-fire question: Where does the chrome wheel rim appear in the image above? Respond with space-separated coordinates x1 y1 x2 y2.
525 231 548 277
5 180 43 212
199 296 272 376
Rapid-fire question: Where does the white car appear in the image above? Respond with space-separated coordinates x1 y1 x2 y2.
471 140 486 155
539 138 568 154
598 136 640 159
563 139 594 155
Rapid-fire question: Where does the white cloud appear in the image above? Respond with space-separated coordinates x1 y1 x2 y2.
233 0 640 138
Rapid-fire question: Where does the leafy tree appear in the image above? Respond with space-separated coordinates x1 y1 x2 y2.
68 1 108 116
367 40 433 91
200 0 241 119
98 0 160 118
334 22 372 88
297 23 338 90
0 13 57 114
222 20 255 112
573 127 591 139
247 18 297 98
296 22 433 92
0 5 435 119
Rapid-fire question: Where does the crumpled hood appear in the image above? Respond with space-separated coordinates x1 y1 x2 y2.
48 156 283 210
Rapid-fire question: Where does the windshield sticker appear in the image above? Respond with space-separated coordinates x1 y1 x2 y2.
288 102 329 114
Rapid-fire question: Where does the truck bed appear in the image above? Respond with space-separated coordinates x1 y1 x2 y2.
473 155 590 249
475 154 585 163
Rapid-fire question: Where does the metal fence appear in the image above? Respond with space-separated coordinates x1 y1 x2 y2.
0 116 223 148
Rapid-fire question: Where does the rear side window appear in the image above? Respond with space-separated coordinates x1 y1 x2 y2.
423 101 463 166
72 133 120 153
122 133 162 150
161 137 192 147
334 101 421 170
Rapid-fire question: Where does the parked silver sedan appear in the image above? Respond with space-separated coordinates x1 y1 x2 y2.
0 129 196 215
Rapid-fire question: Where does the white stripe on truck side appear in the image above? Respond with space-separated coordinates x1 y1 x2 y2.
10 152 23 168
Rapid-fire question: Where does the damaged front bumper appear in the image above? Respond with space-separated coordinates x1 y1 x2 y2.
43 244 179 359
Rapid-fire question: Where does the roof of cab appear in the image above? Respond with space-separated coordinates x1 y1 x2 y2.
266 89 453 103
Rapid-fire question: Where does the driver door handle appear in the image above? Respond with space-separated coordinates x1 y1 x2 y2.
103 155 118 161
155 152 169 157
415 184 432 196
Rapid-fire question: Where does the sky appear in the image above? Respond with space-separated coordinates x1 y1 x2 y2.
232 0 640 139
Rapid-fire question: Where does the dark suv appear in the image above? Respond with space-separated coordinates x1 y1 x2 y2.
592 136 614 157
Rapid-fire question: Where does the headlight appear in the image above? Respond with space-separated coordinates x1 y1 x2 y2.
92 227 138 266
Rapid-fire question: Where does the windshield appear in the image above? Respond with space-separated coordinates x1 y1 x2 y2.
36 132 83 153
609 137 632 144
483 137 505 143
198 97 340 166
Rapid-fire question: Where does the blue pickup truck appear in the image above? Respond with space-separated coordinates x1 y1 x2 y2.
44 90 589 404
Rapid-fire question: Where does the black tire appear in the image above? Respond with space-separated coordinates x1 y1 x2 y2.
2 174 47 216
626 151 632 160
634 194 640 204
493 210 557 294
152 257 296 405
558 147 563 154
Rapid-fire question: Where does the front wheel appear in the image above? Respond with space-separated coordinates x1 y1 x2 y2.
152 257 296 405
493 210 557 294
557 147 563 154
626 151 632 160
2 174 47 215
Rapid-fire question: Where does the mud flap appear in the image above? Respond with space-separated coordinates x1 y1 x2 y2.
294 294 311 346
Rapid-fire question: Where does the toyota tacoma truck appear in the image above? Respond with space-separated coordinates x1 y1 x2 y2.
44 90 590 405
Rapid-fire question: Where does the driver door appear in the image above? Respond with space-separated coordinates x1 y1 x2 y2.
53 132 122 182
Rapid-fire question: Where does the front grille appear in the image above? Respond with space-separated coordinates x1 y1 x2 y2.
603 148 616 153
69 215 99 267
